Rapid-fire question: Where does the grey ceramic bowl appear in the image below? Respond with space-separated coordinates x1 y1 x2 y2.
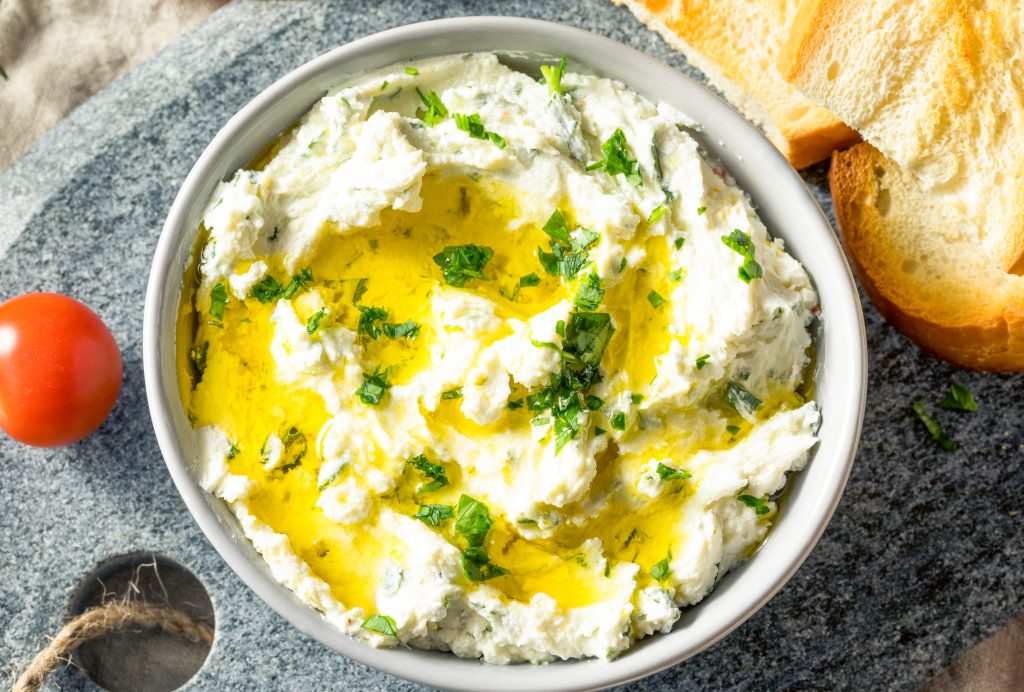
144 16 867 691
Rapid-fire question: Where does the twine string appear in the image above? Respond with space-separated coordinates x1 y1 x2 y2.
13 602 213 692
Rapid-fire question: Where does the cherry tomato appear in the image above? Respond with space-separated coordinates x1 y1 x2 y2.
0 293 122 447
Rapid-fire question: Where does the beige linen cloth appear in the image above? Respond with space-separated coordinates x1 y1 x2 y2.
0 1 1020 689
0 0 226 171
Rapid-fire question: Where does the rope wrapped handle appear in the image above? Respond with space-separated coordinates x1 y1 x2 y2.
13 602 213 692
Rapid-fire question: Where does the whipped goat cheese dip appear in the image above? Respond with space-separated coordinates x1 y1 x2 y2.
179 52 820 664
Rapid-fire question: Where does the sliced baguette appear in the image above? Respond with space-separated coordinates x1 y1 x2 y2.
779 0 1024 272
612 0 859 169
831 142 1024 371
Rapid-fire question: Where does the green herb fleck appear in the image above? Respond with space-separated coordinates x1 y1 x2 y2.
540 55 567 96
738 494 771 515
306 309 326 335
415 87 448 127
911 402 957 451
382 319 420 340
674 237 685 250
574 272 605 310
251 276 283 303
656 463 691 481
647 290 666 308
648 205 667 224
190 341 209 376
668 269 683 282
407 454 449 493
209 283 228 319
352 278 368 304
939 382 978 412
726 424 741 436
695 354 710 370
414 504 454 526
282 268 313 299
587 128 642 187
650 552 671 581
454 112 506 149
356 368 391 405
441 387 463 401
725 381 763 417
361 613 398 638
721 230 763 283
405 66 419 76
433 244 494 287
226 444 240 460
697 206 707 215
611 411 626 431
455 495 493 548
520 273 541 288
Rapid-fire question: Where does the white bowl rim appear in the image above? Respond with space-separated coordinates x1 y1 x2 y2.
143 16 867 692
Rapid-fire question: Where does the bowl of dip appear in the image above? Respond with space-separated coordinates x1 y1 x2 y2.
144 16 866 691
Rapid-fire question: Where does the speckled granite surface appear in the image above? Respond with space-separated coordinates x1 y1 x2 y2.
1 1 1021 690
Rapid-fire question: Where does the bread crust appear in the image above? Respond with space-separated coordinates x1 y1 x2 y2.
781 0 1024 272
831 143 1024 371
614 0 858 169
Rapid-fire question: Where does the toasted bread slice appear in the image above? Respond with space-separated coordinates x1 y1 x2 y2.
612 0 858 169
831 142 1024 371
779 0 1024 272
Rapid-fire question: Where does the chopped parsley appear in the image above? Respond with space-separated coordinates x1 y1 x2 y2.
414 503 454 526
537 209 600 280
650 552 671 582
209 282 228 319
721 229 763 283
356 367 391 405
725 381 763 417
251 276 283 303
610 411 626 430
668 269 683 282
726 424 741 436
519 272 541 288
356 305 388 339
656 463 691 481
540 54 567 95
674 237 685 250
405 66 419 76
574 272 605 310
0 64 7 81
440 387 463 400
563 312 614 367
276 427 307 473
648 205 667 224
190 341 209 377
585 395 604 411
382 320 420 340
507 399 524 410
361 613 398 638
525 312 614 452
407 454 449 493
306 308 326 335
587 128 642 187
249 268 314 303
415 87 448 127
697 206 707 215
738 494 771 515
695 354 710 370
939 381 978 412
455 495 509 581
630 393 644 405
911 402 957 451
433 244 494 287
454 112 506 148
647 290 666 308
352 277 369 304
